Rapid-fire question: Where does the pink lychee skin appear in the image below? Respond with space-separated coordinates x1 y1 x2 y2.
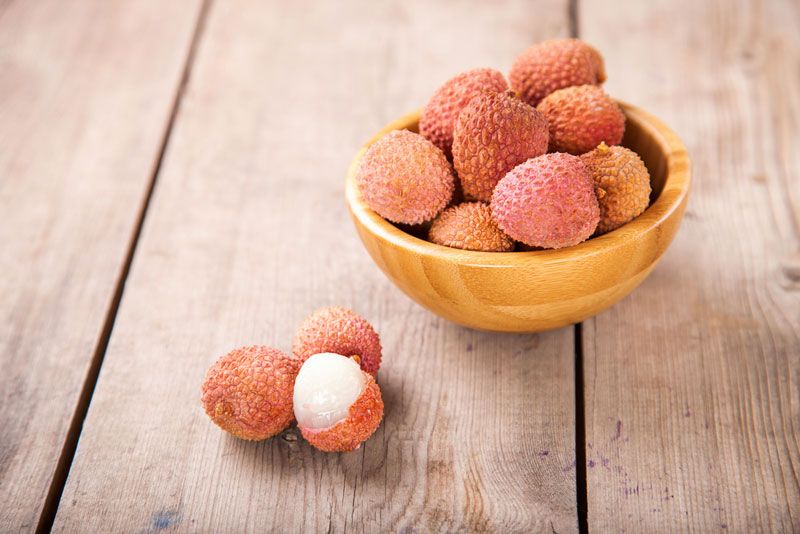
292 307 382 376
201 346 300 441
536 85 625 155
509 39 606 106
419 68 508 158
491 153 600 249
356 130 454 225
452 91 550 202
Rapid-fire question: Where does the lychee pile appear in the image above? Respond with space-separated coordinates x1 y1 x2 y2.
201 307 384 452
356 38 652 250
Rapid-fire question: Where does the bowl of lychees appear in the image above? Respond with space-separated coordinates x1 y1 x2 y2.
345 38 690 332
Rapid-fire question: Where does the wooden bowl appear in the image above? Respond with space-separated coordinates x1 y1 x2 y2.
345 102 690 332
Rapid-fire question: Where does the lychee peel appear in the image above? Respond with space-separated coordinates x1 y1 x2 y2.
293 353 384 452
509 39 606 106
491 153 600 249
536 85 625 155
580 142 651 234
293 307 382 375
428 202 514 252
356 130 454 224
419 68 508 157
452 91 549 202
201 346 300 441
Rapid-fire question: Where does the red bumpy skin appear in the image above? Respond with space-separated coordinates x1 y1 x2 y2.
428 202 514 252
298 374 384 452
452 91 549 202
292 307 382 375
491 153 600 249
509 38 606 106
201 346 300 440
356 130 454 224
536 85 625 155
419 68 508 158
580 142 652 234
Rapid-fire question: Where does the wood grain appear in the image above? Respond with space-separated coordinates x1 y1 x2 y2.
0 1 203 531
346 105 690 333
580 0 800 530
53 1 580 532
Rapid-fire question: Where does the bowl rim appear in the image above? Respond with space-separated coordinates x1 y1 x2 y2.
345 101 691 266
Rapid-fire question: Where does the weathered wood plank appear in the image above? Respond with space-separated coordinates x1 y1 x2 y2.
53 1 580 531
0 1 203 531
580 0 800 530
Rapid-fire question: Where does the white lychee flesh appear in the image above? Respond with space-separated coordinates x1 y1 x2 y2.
293 353 365 430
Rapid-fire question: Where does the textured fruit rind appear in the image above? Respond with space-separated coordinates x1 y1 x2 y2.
428 202 514 252
293 307 382 375
356 130 454 224
419 68 508 157
452 91 549 201
201 346 300 441
509 39 606 106
536 85 625 155
580 143 652 234
491 153 600 249
299 374 384 452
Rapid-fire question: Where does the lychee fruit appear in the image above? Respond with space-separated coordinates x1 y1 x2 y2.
491 153 600 249
536 85 625 155
419 68 508 157
201 346 301 441
452 91 549 201
509 38 606 106
293 307 382 375
580 142 652 234
293 353 384 452
428 202 514 252
356 129 455 224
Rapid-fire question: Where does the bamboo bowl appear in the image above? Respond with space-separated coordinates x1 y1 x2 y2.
345 102 690 332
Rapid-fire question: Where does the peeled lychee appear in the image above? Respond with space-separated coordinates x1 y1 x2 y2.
452 91 549 201
292 307 382 375
491 153 600 249
536 85 625 155
509 39 606 106
201 346 300 441
419 68 508 157
580 142 652 234
356 130 454 224
293 353 384 452
428 202 514 252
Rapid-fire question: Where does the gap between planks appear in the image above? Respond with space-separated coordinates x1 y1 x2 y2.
34 1 214 532
569 1 590 532
574 323 589 534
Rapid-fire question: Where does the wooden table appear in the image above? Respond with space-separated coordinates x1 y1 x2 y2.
1 0 797 531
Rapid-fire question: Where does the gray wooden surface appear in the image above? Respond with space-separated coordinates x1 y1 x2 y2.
0 0 797 532
0 0 203 530
581 0 800 530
